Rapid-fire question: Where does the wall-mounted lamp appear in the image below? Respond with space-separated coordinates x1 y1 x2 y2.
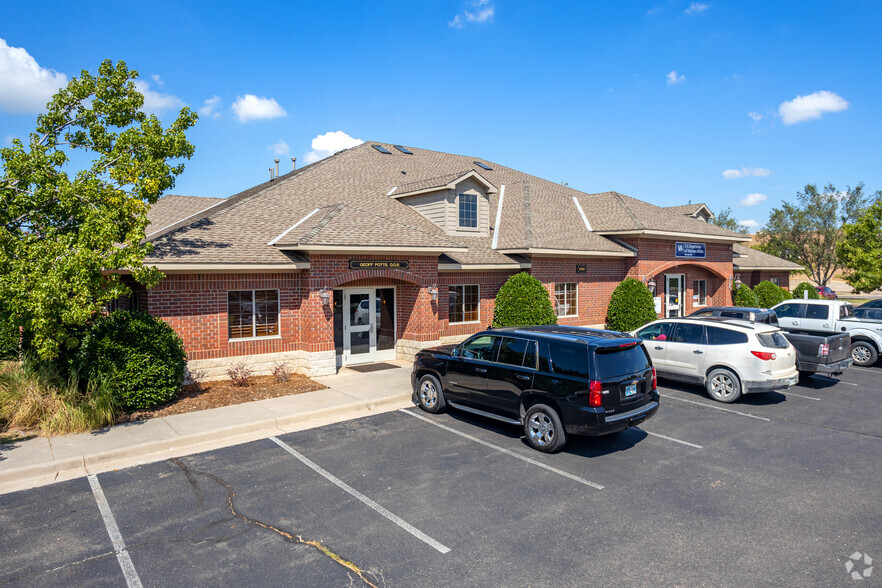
319 286 331 307
733 274 743 289
646 277 656 295
427 284 439 303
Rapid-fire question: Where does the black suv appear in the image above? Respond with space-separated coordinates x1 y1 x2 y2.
411 325 659 453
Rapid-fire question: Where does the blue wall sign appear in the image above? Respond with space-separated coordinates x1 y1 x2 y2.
675 242 706 258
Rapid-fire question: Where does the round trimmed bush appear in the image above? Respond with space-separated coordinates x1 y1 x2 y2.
606 278 657 332
733 283 760 307
492 272 557 327
792 282 819 300
74 311 186 410
754 280 788 308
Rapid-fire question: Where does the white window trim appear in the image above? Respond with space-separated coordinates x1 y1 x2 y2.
770 277 780 286
449 284 481 324
457 192 480 231
555 282 579 318
228 288 281 341
693 279 708 308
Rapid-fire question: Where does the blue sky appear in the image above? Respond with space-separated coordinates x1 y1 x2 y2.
2 1 880 230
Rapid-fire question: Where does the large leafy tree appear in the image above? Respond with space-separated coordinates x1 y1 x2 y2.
838 200 882 293
0 60 196 359
711 207 750 234
756 183 874 287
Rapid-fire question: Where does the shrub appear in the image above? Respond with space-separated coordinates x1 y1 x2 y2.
492 272 557 327
272 362 291 383
754 280 788 308
73 311 186 411
0 356 118 434
606 278 657 332
792 282 819 300
733 284 760 307
227 364 253 387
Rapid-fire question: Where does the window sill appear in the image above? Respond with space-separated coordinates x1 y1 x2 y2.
693 303 707 308
557 314 579 318
229 335 282 343
449 320 481 325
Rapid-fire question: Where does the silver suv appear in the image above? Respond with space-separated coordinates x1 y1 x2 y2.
633 317 798 403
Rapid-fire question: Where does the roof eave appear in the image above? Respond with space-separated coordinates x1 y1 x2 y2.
141 263 310 273
497 248 636 258
438 262 532 272
276 245 468 253
734 264 803 271
595 230 750 243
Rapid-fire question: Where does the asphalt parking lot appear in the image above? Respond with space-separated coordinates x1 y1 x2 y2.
2 366 880 587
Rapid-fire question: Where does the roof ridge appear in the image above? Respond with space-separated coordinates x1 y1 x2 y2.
299 203 346 244
611 191 646 230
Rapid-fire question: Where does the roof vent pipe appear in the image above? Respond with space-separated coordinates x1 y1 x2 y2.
291 157 296 171
269 167 274 181
274 158 280 178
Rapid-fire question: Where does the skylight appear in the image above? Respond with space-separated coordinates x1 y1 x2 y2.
371 144 392 154
473 161 492 171
394 145 414 155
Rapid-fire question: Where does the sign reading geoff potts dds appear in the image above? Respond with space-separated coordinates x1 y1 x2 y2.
675 242 706 258
349 260 409 270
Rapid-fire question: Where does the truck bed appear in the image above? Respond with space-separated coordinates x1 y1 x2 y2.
780 329 852 374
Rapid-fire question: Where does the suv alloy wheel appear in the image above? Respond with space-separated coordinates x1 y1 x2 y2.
523 404 566 453
705 368 742 403
417 374 446 413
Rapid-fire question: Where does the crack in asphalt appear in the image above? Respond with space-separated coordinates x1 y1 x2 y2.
170 458 381 588
0 551 118 585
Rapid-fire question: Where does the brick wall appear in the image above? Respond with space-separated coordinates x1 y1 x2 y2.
439 270 520 337
530 258 629 325
744 270 792 290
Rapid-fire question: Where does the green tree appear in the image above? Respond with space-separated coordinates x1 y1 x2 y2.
733 284 760 307
711 207 751 234
0 60 197 359
756 183 875 287
838 200 882 293
791 282 819 300
606 278 657 331
492 272 557 327
753 280 787 308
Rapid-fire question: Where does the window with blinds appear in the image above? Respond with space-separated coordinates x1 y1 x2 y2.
449 284 479 323
228 290 279 339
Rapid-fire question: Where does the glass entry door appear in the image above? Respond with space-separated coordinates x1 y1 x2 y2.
665 274 685 318
340 287 396 365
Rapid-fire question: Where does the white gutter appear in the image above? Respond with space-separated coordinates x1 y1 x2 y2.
267 208 320 246
491 184 505 250
572 196 593 231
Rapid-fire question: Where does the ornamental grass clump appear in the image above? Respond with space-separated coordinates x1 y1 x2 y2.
491 272 557 327
605 278 657 332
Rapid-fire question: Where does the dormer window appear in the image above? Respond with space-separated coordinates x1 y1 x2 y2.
459 193 478 228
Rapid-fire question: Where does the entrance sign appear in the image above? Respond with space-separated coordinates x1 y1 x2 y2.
575 264 587 273
675 242 706 258
349 260 409 270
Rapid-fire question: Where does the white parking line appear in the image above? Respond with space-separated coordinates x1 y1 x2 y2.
660 394 771 421
88 475 143 588
399 409 605 490
269 436 451 554
850 367 878 373
642 430 703 449
785 391 821 401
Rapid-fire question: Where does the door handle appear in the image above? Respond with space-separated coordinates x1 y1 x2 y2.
693 349 703 354
475 368 487 373
516 374 530 380
792 321 799 325
655 346 664 350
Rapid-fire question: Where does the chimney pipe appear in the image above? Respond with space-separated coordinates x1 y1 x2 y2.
274 158 280 178
291 157 296 171
269 167 274 181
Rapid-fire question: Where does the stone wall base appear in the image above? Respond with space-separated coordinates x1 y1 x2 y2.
396 338 442 363
185 349 337 383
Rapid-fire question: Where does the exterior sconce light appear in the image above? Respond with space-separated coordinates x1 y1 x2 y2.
319 286 331 307
734 274 743 289
646 277 656 295
427 284 439 302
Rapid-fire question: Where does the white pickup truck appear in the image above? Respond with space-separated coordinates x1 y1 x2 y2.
772 299 882 367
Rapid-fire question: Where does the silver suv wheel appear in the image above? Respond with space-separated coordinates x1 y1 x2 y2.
705 368 742 403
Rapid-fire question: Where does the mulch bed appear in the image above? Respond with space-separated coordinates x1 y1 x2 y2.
118 374 327 423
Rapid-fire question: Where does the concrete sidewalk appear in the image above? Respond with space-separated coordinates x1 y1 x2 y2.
0 360 415 495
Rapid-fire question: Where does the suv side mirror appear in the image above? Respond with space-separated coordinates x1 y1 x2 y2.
451 346 460 357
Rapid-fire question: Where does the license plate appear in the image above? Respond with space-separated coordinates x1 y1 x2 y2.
625 384 637 397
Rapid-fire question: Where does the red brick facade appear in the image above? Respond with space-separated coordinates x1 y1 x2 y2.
145 243 740 367
742 270 791 290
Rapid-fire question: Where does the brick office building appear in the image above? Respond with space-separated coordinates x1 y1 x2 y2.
136 142 796 379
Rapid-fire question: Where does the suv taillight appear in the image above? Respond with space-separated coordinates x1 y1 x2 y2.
651 367 657 391
818 343 829 357
751 351 777 361
589 380 603 407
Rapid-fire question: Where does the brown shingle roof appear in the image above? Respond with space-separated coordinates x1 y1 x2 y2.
146 195 224 234
733 243 803 270
664 203 713 217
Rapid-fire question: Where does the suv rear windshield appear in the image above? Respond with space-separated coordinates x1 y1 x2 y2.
593 344 652 379
757 332 789 349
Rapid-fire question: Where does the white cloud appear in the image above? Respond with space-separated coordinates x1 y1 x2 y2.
722 167 772 180
748 111 763 122
199 96 221 119
449 0 495 28
0 38 67 113
740 193 767 206
268 140 289 156
303 131 363 164
151 74 164 86
778 90 848 125
3 135 15 147
666 70 685 85
684 2 710 14
134 80 185 113
738 219 760 229
231 94 287 123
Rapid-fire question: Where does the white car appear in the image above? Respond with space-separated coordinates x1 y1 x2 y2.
632 317 798 403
